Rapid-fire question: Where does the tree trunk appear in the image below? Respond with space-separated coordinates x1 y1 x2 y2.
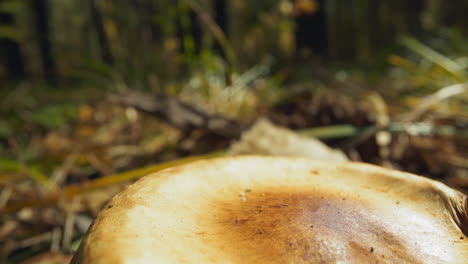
405 0 424 35
32 0 57 85
0 3 25 80
88 0 113 65
131 0 160 46
176 0 202 57
213 0 227 56
294 0 328 59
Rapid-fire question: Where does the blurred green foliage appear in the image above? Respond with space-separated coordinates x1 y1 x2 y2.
1 0 466 86
0 0 467 149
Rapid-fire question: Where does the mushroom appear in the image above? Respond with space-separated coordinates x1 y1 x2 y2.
71 156 467 264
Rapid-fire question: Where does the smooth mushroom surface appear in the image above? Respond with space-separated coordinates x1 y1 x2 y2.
71 156 467 264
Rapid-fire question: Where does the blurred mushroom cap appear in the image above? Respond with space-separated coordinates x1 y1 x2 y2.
72 156 467 264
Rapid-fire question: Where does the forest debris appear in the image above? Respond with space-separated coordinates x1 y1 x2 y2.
51 227 61 253
366 93 392 166
109 91 247 138
447 172 468 189
0 220 18 241
229 119 348 162
62 209 76 251
21 252 72 264
50 152 79 186
74 214 93 233
0 184 13 209
80 185 125 215
44 131 73 155
17 231 53 249
398 82 468 122
269 89 372 129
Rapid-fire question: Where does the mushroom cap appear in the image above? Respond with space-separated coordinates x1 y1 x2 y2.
72 156 467 264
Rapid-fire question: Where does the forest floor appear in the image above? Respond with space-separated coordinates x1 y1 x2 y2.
0 63 467 263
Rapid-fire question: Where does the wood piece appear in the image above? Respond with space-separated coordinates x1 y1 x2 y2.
109 92 247 138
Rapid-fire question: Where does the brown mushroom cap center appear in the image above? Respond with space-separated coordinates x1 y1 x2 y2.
203 188 425 263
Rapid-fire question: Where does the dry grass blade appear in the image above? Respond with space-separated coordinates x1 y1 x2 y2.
400 36 465 81
399 82 468 122
1 152 225 213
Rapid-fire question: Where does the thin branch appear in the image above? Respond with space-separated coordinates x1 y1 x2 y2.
109 91 247 138
183 0 236 71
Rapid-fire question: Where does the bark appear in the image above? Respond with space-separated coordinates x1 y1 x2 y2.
88 0 113 64
32 0 57 84
0 5 25 79
295 0 328 58
213 0 227 55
